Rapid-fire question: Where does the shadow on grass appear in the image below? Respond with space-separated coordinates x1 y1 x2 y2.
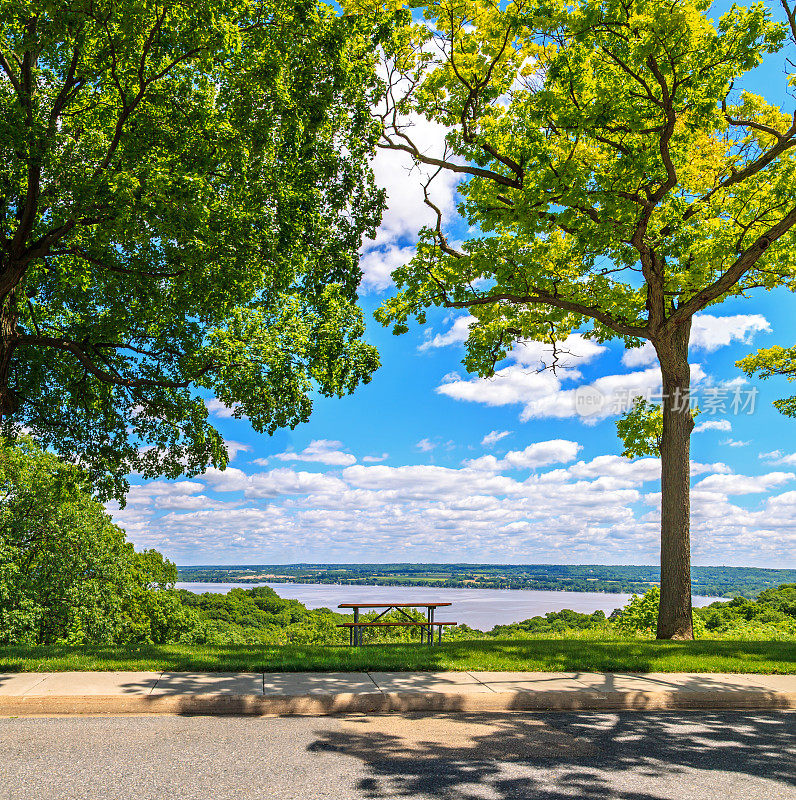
308 709 796 799
0 639 793 674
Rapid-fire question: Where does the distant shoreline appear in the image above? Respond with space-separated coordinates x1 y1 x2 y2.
175 563 796 598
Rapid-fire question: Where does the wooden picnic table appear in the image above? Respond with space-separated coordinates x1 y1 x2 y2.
337 602 456 647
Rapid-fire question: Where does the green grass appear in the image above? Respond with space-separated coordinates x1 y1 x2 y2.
0 639 793 674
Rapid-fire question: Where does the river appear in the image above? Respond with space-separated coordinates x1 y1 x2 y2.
175 582 725 630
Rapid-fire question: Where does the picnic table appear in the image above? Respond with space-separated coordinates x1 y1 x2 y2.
337 602 456 647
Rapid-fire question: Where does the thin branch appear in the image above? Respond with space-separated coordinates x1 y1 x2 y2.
379 130 521 188
16 335 213 389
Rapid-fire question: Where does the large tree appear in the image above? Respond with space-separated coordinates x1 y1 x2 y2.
372 0 796 638
0 0 384 499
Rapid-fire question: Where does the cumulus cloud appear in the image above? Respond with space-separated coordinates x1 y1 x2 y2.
439 365 561 407
693 471 794 495
441 360 706 425
721 438 750 448
203 466 347 499
416 438 437 452
358 245 417 294
423 322 607 373
113 448 796 566
272 440 356 466
432 319 713 425
224 440 251 461
420 315 476 351
464 439 581 472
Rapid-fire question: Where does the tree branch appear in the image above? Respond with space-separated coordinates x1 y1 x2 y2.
16 335 213 389
442 289 647 339
670 203 796 322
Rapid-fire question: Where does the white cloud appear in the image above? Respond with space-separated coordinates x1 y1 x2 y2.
622 313 770 367
203 466 347 499
566 455 661 483
691 314 771 351
522 365 706 424
420 315 476 350
510 335 607 370
416 438 437 452
362 453 390 463
273 440 356 466
481 430 512 448
760 450 796 466
721 438 750 448
434 325 709 424
422 323 607 375
438 365 561 408
113 448 794 567
359 245 417 293
694 419 732 433
693 471 794 495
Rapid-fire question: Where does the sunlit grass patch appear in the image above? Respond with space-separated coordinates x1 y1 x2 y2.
0 638 793 674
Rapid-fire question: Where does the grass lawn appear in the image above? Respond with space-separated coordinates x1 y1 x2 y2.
0 639 793 674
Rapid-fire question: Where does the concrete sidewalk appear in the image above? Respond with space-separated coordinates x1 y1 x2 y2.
0 671 793 716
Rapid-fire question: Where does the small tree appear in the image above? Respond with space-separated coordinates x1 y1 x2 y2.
0 0 384 498
614 587 661 637
373 0 796 638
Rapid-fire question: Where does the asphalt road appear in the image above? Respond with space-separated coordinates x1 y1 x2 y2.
1 711 794 800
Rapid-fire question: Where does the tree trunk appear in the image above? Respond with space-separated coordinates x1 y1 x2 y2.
654 321 695 640
0 288 20 421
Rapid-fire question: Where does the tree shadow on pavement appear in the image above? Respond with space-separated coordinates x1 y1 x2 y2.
308 710 796 800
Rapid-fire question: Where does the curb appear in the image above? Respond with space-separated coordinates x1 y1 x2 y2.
1 689 794 716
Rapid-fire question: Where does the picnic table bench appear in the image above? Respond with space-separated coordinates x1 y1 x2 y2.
337 602 456 646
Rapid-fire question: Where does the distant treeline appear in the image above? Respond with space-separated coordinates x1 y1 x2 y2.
176 563 796 599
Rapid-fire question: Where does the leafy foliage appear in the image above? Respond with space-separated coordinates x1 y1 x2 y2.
616 397 665 458
737 345 796 417
612 587 664 636
0 438 197 644
697 583 796 639
374 0 796 361
177 586 349 645
491 609 608 637
0 0 385 499
616 396 699 457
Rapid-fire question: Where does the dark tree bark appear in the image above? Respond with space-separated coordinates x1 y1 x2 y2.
0 282 20 420
654 320 695 640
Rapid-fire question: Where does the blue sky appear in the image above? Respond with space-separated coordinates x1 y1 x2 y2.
110 2 796 569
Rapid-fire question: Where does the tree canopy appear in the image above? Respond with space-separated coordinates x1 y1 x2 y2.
369 0 796 637
0 0 385 499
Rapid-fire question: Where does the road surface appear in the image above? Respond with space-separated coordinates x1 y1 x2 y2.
1 711 794 799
